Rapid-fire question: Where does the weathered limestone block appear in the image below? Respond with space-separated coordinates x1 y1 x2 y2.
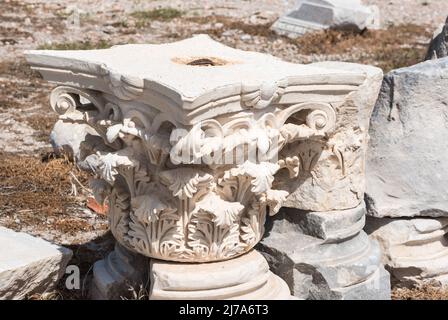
26 35 382 299
0 227 72 300
425 16 448 60
277 62 383 212
50 120 98 160
272 0 380 38
366 217 448 287
365 58 448 218
90 243 149 300
257 204 391 300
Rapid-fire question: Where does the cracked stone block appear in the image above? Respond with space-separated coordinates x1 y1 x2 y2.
257 204 391 300
365 216 448 287
90 243 149 300
0 227 72 300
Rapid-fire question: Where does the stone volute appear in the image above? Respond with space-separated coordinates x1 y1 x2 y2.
25 35 385 299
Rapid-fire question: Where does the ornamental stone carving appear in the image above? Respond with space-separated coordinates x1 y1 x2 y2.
26 35 383 299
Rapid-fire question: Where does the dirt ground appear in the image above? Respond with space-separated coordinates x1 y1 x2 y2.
0 0 447 300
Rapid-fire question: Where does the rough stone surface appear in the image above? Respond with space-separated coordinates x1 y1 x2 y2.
272 0 380 38
425 17 448 61
0 227 72 300
50 120 98 160
90 243 149 300
365 57 448 218
365 216 448 287
150 250 293 300
257 204 391 300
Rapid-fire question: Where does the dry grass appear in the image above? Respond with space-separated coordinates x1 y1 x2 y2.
294 24 431 72
393 284 448 300
186 16 430 72
0 153 96 235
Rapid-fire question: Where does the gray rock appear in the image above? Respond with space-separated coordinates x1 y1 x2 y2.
272 0 380 39
366 57 448 218
365 216 448 287
90 243 149 300
425 17 448 60
257 204 391 300
0 227 72 300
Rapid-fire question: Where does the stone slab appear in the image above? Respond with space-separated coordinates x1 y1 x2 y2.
25 34 368 123
365 57 448 218
365 216 448 287
0 227 72 300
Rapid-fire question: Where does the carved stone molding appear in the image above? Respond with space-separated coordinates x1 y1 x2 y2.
25 36 381 265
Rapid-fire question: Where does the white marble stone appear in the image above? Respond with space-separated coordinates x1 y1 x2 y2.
0 227 72 300
150 250 292 300
366 216 448 287
272 0 380 38
25 35 383 299
50 120 98 159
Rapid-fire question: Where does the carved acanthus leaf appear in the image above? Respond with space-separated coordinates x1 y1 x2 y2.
193 192 244 227
131 194 177 224
262 189 289 216
160 168 214 199
227 161 280 194
278 156 300 178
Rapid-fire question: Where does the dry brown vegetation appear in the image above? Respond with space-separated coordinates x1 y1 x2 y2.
294 24 431 72
393 284 448 300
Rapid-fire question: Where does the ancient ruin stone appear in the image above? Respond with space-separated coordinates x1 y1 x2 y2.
272 0 380 38
425 16 448 60
366 216 448 287
0 227 72 300
366 57 448 218
258 204 391 300
26 35 385 300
